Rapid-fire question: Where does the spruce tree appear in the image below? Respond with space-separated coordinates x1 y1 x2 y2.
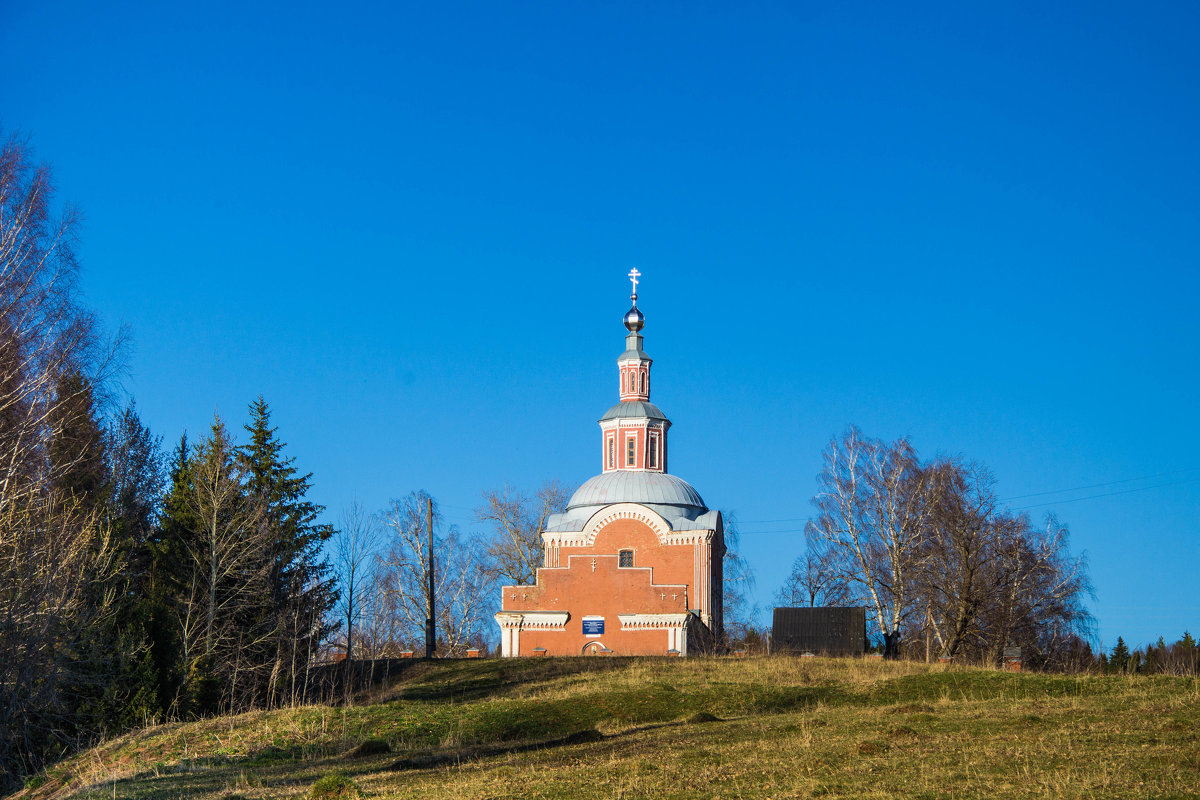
240 397 337 706
101 403 168 725
149 433 194 715
1111 637 1130 674
107 403 166 593
48 372 108 510
182 416 265 714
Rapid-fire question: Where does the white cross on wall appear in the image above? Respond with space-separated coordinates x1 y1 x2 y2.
628 268 641 296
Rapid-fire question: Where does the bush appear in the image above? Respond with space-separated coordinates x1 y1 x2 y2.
311 772 359 798
348 738 391 757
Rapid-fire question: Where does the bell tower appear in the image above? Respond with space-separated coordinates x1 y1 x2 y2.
601 269 670 474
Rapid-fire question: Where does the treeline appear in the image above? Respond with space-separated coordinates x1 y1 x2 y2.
1102 633 1199 676
778 426 1093 669
331 486 759 667
331 485 567 664
0 136 342 789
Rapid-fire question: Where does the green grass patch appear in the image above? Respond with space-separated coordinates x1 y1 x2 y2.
19 657 1200 800
310 772 358 798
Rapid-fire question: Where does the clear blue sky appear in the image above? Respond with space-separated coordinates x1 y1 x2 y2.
3 1 1197 650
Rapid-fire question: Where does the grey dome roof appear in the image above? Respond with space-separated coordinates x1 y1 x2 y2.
599 401 669 422
567 471 706 512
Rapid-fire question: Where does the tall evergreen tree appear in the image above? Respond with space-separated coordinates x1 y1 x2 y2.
1111 637 1130 674
240 398 337 706
98 403 168 725
149 433 194 715
48 372 108 510
107 402 166 592
156 418 267 715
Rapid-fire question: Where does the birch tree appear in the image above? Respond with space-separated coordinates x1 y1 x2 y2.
0 133 125 788
806 427 928 657
378 491 490 656
0 135 121 514
333 499 379 667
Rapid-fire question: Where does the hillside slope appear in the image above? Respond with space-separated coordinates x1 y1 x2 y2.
15 657 1200 800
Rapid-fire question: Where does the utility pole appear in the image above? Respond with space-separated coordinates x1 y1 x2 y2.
425 496 435 659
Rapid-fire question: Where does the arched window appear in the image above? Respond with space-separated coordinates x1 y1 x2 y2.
626 436 636 466
619 549 634 568
648 435 658 469
608 437 614 468
639 371 646 393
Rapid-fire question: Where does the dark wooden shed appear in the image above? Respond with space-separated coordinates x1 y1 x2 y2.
771 607 867 655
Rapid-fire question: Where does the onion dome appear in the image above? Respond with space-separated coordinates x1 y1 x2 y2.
624 304 645 331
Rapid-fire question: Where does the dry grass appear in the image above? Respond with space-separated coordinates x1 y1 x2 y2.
14 657 1200 800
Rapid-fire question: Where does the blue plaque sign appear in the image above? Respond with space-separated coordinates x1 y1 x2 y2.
582 616 605 636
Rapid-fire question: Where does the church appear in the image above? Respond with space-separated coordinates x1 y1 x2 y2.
495 271 724 656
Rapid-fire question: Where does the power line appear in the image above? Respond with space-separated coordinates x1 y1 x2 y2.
733 470 1200 531
1011 476 1200 511
1000 467 1200 501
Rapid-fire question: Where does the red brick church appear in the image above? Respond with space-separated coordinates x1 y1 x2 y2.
495 271 724 656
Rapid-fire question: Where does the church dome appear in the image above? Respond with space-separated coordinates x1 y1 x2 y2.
624 304 644 332
567 470 707 512
599 400 668 422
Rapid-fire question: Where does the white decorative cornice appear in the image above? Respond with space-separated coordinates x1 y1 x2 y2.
618 613 692 630
494 611 570 630
543 504 718 549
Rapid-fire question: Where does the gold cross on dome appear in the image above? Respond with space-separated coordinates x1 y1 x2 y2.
628 268 641 297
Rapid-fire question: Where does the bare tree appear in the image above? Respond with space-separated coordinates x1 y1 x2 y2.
378 491 491 656
806 427 928 657
0 133 126 788
435 533 491 655
476 480 570 584
911 458 1005 659
904 457 1093 666
0 495 114 788
355 581 407 659
720 512 758 649
982 513 1092 668
776 529 852 608
333 499 379 668
0 135 122 514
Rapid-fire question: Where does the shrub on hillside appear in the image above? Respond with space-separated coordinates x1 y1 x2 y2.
311 773 359 798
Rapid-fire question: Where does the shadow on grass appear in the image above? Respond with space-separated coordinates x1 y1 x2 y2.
387 657 639 703
868 671 1110 705
379 684 843 774
384 717 721 773
388 728 606 770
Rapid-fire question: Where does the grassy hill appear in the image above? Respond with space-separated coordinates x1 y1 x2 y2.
15 657 1200 800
